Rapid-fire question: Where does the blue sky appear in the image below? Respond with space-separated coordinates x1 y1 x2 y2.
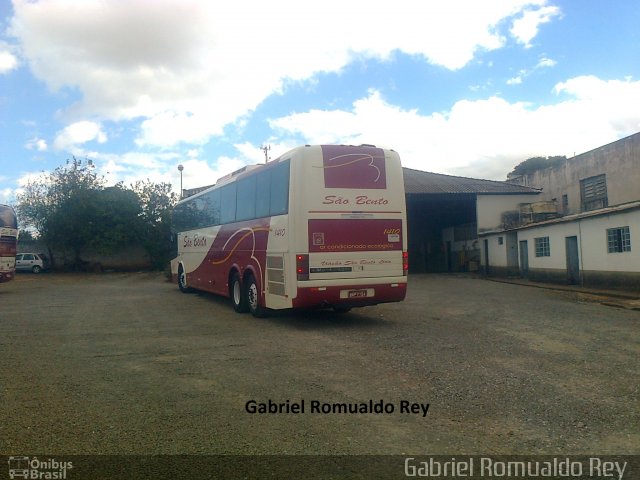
1 0 639 204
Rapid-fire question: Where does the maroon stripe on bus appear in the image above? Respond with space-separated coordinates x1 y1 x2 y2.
308 219 403 253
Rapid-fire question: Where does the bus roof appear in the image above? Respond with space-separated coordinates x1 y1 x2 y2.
176 144 393 205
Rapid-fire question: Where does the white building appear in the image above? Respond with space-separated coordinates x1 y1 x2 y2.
478 132 640 291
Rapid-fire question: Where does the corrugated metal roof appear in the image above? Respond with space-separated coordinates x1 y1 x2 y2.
403 167 540 195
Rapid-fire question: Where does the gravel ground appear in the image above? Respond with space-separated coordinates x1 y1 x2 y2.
0 272 638 456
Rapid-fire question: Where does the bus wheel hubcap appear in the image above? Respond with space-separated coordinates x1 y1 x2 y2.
234 281 241 305
249 284 258 309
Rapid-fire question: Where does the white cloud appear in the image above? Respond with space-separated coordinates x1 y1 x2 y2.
7 170 52 205
506 56 556 86
135 111 223 148
9 0 560 148
0 50 18 74
53 121 107 151
536 57 557 68
65 145 261 196
271 77 640 180
0 188 15 204
510 5 561 47
16 170 48 188
553 75 640 133
25 137 48 151
233 142 269 165
0 40 19 73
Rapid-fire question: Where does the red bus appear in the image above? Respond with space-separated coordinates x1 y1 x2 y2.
0 204 18 283
170 144 408 316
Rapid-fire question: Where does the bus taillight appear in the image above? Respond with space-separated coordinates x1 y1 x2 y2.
296 254 309 281
403 251 409 275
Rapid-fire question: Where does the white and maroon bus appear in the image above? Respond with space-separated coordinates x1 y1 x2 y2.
170 144 408 316
0 204 18 283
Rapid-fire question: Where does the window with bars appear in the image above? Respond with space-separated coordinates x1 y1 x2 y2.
535 236 550 257
607 226 631 253
580 174 607 211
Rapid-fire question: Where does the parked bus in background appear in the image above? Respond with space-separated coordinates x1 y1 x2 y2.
170 144 408 316
0 204 18 283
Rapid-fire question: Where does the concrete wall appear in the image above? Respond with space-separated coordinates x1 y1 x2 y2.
476 193 541 232
481 233 508 268
579 210 639 272
481 207 640 290
479 232 519 276
517 222 581 284
510 132 640 214
18 239 152 271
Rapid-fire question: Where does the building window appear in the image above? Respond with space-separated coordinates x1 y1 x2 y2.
535 236 550 257
607 226 631 253
562 194 568 214
498 236 504 245
580 174 607 212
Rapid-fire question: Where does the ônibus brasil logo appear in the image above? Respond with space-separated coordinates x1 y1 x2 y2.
8 456 73 479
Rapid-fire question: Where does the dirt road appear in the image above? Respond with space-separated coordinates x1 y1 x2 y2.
1 273 638 456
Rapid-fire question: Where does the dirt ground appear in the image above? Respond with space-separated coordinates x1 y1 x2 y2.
1 272 638 457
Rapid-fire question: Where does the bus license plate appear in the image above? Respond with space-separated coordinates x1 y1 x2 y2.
341 288 374 299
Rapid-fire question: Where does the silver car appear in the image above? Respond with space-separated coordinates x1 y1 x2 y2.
15 253 47 273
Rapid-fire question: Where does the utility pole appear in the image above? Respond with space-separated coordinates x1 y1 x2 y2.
261 145 271 163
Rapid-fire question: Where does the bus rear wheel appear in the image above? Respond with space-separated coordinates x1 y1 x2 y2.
231 272 248 313
245 273 266 318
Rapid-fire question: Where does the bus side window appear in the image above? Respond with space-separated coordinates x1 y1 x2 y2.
270 161 289 216
255 170 270 218
220 183 237 224
236 176 256 221
204 189 221 226
172 202 192 232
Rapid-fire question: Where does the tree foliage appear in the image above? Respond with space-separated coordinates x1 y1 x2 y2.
509 155 567 177
17 159 105 267
16 158 177 270
131 180 178 269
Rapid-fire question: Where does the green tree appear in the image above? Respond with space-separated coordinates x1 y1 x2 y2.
86 185 143 254
17 158 178 271
17 229 35 242
509 155 566 177
16 159 143 270
131 179 178 269
17 158 105 268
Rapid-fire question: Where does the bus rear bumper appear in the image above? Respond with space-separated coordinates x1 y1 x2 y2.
292 280 407 309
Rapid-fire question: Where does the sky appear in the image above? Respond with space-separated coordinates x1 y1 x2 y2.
1 0 639 205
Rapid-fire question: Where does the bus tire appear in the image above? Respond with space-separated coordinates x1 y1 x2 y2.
178 265 193 293
246 273 267 318
231 272 248 313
